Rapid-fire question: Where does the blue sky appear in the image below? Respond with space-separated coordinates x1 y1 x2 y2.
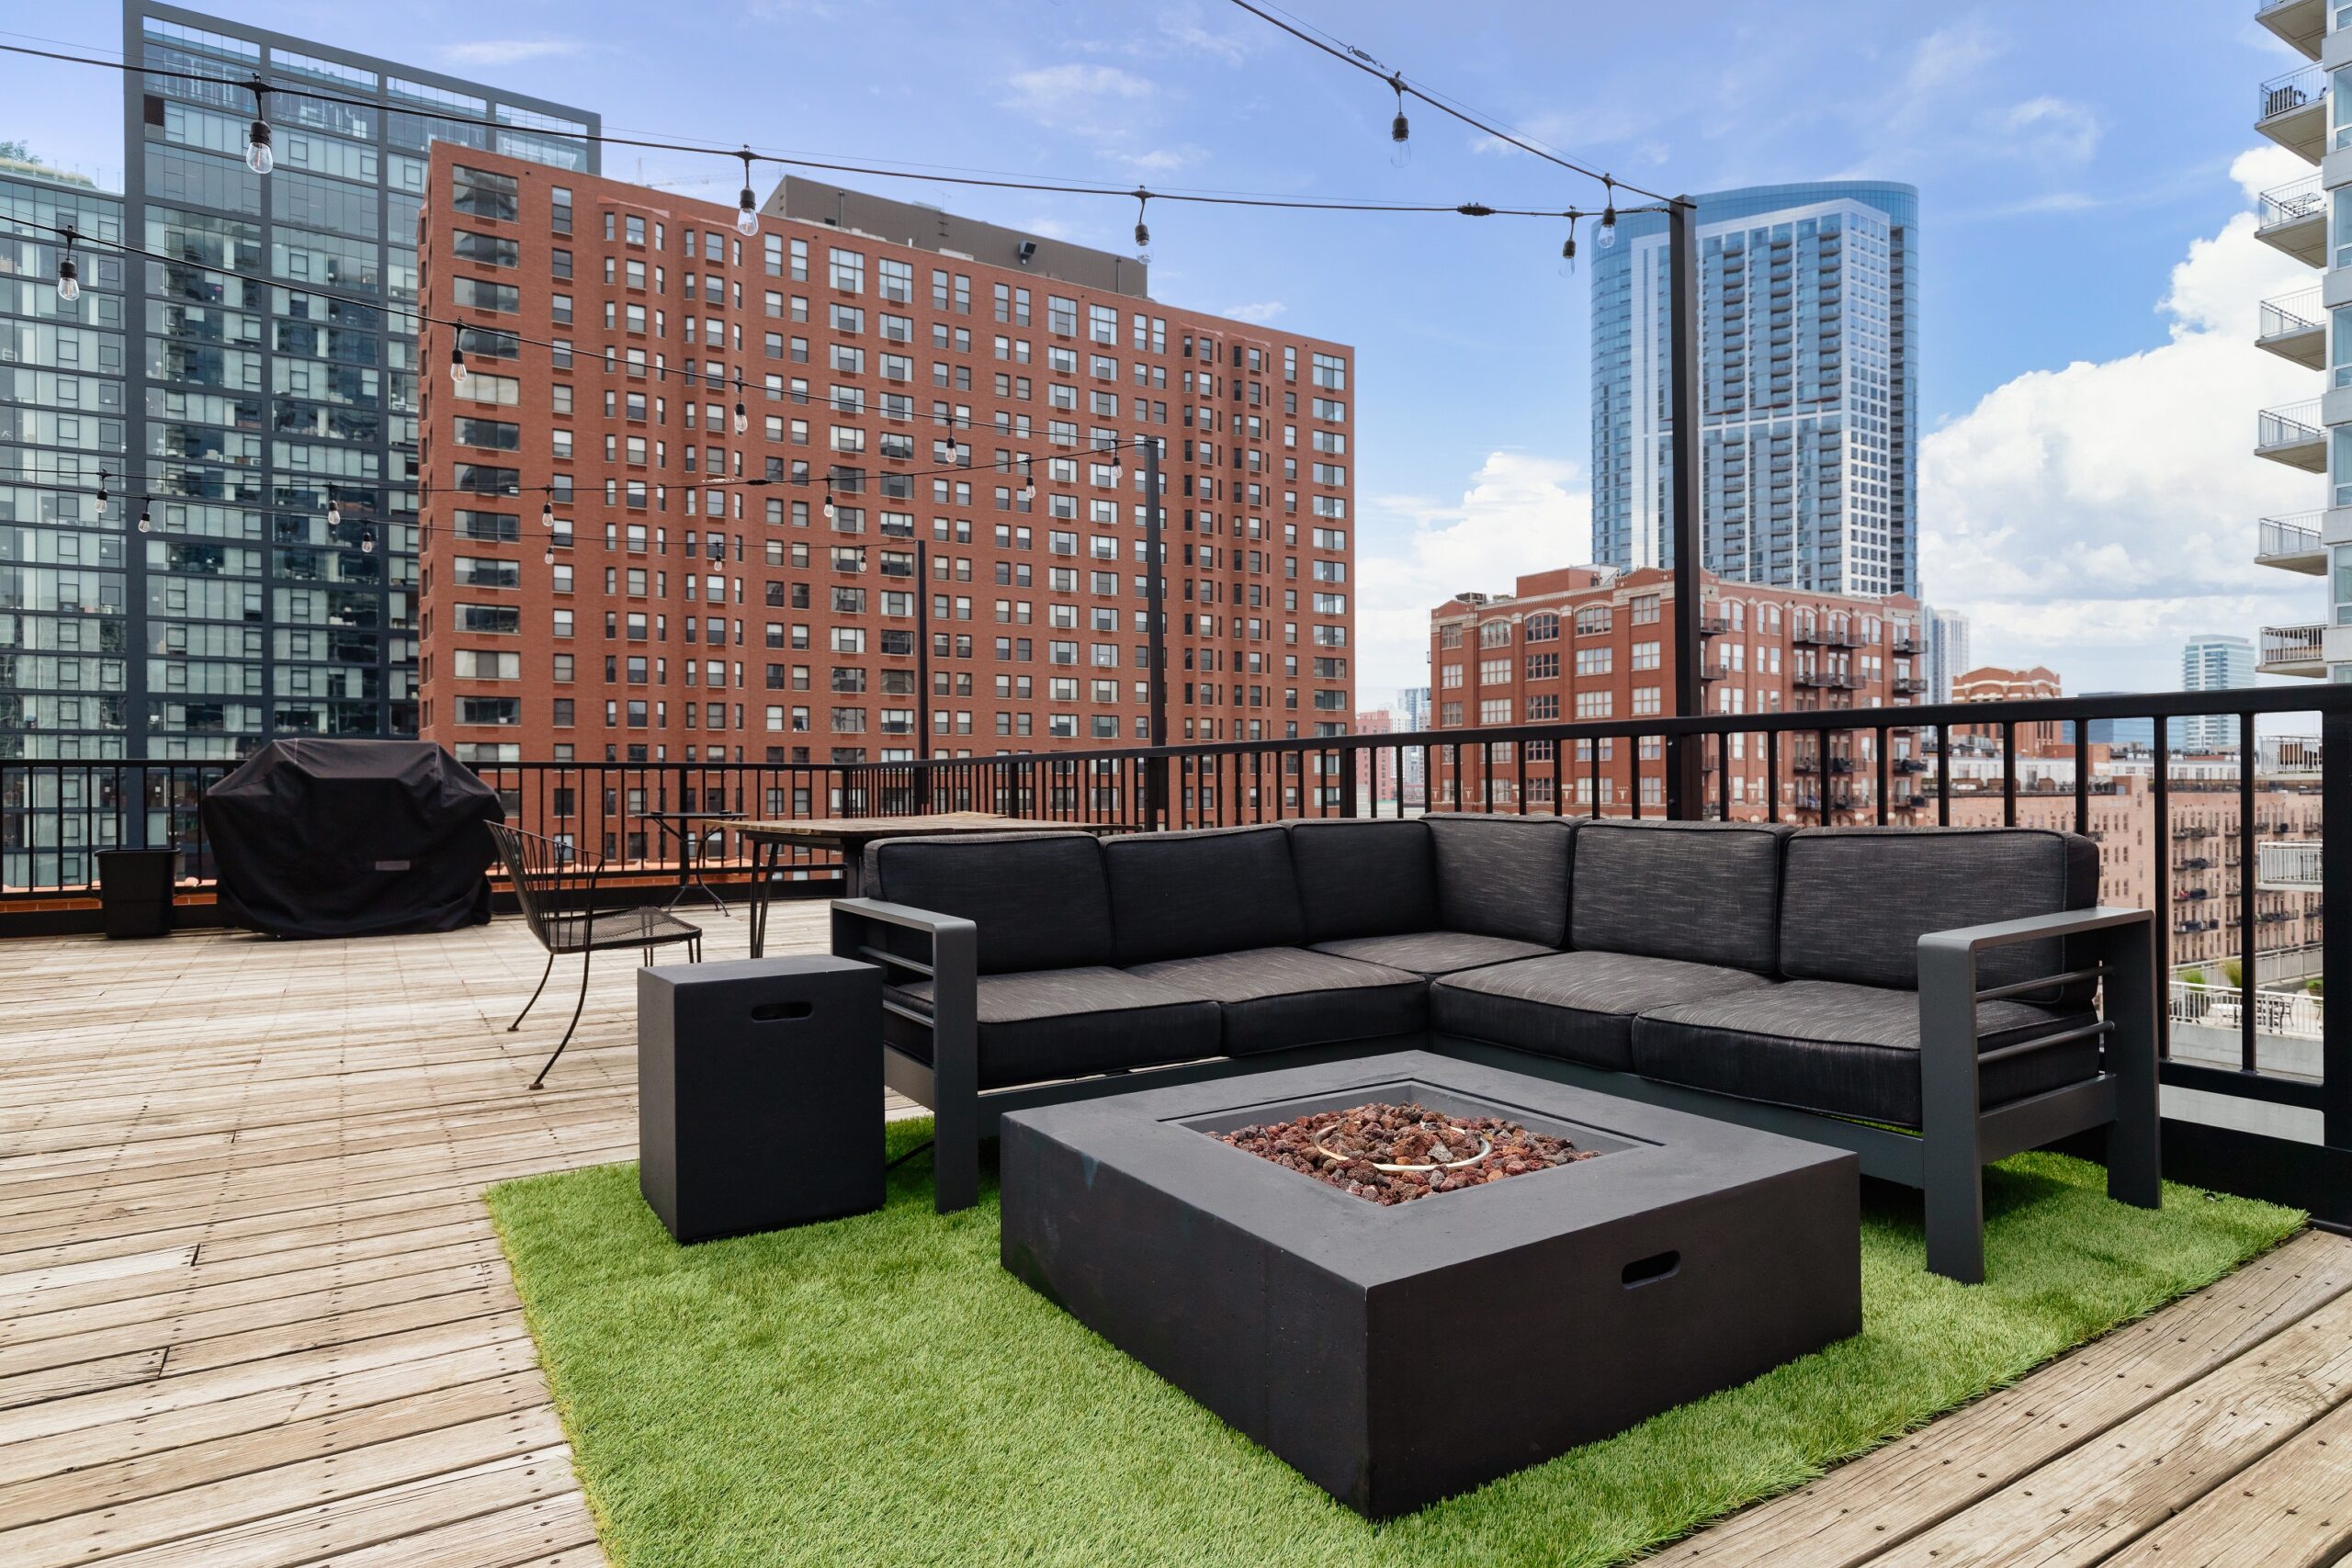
4 0 2323 701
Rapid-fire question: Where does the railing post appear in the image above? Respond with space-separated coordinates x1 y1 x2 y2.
2324 705 2350 1148
1666 194 1706 821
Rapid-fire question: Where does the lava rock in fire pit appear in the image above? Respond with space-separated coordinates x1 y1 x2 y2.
1220 1100 1594 1204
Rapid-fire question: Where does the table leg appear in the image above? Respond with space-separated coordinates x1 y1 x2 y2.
749 840 775 959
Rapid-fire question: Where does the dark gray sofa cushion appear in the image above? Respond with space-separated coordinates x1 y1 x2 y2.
1286 819 1437 942
865 830 1111 975
1311 931 1554 977
1430 949 1777 1072
1423 814 1576 947
1128 947 1425 1055
1632 980 2100 1128
1779 827 2099 1000
1103 825 1304 966
896 968 1219 1090
1571 819 1790 974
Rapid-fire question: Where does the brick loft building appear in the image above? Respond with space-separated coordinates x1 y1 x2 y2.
412 150 1356 771
1426 567 1928 821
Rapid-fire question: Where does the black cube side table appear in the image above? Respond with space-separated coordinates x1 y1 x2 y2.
639 955 883 1244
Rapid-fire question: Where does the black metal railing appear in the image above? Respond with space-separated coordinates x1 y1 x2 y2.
4 685 2347 1209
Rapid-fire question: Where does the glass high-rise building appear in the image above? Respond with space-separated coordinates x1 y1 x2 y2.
2 154 128 771
119 2 597 758
2180 632 2255 751
1928 606 1970 705
1590 182 1918 600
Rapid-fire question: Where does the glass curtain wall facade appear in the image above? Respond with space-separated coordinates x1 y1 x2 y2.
2181 632 2255 750
1 160 129 891
1591 182 1918 600
2 160 129 766
120 2 597 757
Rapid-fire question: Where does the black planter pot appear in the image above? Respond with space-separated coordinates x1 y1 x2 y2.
96 849 178 939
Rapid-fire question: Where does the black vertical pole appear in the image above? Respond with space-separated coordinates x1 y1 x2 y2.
915 539 932 813
1144 435 1169 831
2322 705 2349 1147
1667 196 1706 820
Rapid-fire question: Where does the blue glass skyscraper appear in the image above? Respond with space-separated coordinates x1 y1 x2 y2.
1590 182 1918 599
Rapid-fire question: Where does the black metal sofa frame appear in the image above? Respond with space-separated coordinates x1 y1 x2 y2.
829 817 2159 1283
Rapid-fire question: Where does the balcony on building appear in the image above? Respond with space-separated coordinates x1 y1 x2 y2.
2256 839 2325 890
2256 510 2327 573
2257 289 2325 368
2256 174 2326 265
2259 621 2329 676
2256 0 2326 60
2256 400 2326 471
2257 65 2329 163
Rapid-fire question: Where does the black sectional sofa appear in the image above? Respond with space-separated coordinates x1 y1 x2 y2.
829 815 2159 1281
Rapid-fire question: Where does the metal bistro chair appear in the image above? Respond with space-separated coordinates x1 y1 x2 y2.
488 823 704 1089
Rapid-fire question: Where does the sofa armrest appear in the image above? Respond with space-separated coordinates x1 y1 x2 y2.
829 897 983 1213
1916 906 2154 1110
1917 905 2150 963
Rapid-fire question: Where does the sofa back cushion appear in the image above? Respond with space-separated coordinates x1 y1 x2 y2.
1286 820 1436 942
864 830 1112 976
1779 827 2098 997
1423 815 1576 948
1570 820 1790 974
1104 825 1305 966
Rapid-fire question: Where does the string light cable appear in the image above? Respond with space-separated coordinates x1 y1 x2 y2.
1216 0 1685 214
0 39 1623 227
17 433 1176 561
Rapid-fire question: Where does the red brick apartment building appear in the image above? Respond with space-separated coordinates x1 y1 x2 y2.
1427 568 1928 820
412 150 1355 767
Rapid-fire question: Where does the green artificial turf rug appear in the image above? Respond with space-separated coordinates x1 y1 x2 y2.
487 1119 2301 1568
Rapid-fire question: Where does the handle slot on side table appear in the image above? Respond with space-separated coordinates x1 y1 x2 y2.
1622 1249 1680 1288
750 1000 813 1023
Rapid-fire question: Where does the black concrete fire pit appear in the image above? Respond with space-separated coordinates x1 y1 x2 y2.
1000 1050 1861 1517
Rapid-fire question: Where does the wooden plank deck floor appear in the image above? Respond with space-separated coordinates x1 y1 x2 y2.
0 917 2346 1566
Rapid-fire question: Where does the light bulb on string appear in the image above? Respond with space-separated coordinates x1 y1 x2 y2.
735 149 760 237
822 479 836 521
1598 179 1617 250
1133 188 1150 250
734 400 748 435
543 546 555 565
1388 76 1411 168
55 224 79 302
1020 459 1035 503
541 502 556 531
136 498 152 535
448 344 466 389
359 525 375 555
1558 216 1579 277
243 76 274 175
96 470 107 506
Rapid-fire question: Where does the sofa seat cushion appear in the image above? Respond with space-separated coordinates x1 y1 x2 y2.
896 968 1220 1090
1126 947 1426 1055
1310 931 1555 977
1632 981 2101 1129
1430 951 1776 1072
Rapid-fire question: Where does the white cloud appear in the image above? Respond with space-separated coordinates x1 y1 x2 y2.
1001 63 1157 130
1920 147 2320 693
1900 17 2007 103
1113 145 1206 175
1984 96 2102 164
437 39 584 66
1221 300 1287 324
1356 452 1591 694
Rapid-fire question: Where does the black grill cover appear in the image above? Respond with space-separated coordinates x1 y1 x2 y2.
200 739 504 939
